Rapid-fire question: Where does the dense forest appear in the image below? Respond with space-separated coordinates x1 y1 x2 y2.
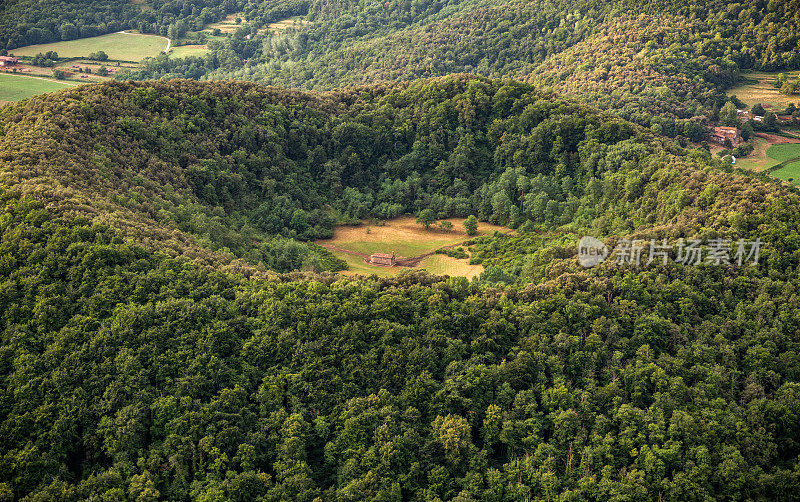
6 0 799 129
111 0 800 129
2 76 800 499
0 0 241 50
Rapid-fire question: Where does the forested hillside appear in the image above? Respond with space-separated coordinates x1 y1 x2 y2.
2 76 800 499
0 76 669 269
1 76 789 269
0 0 239 50
114 0 800 129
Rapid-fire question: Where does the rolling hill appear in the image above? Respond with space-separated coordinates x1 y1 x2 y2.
2 76 800 499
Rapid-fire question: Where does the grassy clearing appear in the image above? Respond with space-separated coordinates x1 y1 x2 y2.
10 33 168 61
169 45 210 58
267 18 312 33
734 137 781 171
317 216 508 277
766 143 800 162
728 71 800 111
736 141 800 172
417 254 484 279
0 73 73 102
771 161 800 184
766 144 800 184
205 13 245 33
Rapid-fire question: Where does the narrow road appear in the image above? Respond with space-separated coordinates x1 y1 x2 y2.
319 240 471 268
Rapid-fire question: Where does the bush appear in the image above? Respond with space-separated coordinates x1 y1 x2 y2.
464 215 478 236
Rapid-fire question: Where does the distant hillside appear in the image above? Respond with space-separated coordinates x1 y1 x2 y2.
0 0 235 50
115 0 800 129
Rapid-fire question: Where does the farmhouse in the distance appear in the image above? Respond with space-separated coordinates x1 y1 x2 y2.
710 126 744 147
0 56 19 67
370 252 396 266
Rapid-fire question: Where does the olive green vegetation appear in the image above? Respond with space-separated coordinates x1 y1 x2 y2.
3 76 800 500
118 0 800 133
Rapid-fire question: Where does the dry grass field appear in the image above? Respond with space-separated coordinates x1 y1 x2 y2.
267 18 312 33
316 216 508 278
169 45 210 58
728 71 800 110
734 137 780 171
205 13 246 33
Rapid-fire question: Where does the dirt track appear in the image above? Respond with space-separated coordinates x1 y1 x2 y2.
317 241 466 268
754 132 800 144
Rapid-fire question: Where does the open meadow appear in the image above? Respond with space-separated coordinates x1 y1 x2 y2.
169 45 210 58
728 71 800 110
10 32 168 61
0 73 73 103
204 13 245 33
767 143 800 183
316 216 508 278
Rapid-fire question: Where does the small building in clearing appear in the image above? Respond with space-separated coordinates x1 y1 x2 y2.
370 252 396 266
710 126 744 147
0 56 19 67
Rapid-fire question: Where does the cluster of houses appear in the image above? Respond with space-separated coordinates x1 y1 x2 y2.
710 126 744 147
737 109 765 124
0 56 19 68
708 105 771 147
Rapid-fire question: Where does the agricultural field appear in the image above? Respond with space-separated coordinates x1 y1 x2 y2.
767 143 800 183
169 45 210 58
316 216 507 278
728 71 800 111
9 32 168 61
734 137 780 171
767 143 800 162
203 13 245 33
266 17 312 33
771 161 800 183
0 73 74 103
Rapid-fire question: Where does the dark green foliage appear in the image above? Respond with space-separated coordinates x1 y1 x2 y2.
3 76 800 500
0 76 681 269
117 0 800 130
0 0 238 50
435 246 468 259
464 215 478 236
2 190 800 499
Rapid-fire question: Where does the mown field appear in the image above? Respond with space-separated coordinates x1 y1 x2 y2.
169 45 210 58
10 32 168 61
728 71 800 110
768 143 800 183
0 73 73 103
203 13 245 33
316 216 507 278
